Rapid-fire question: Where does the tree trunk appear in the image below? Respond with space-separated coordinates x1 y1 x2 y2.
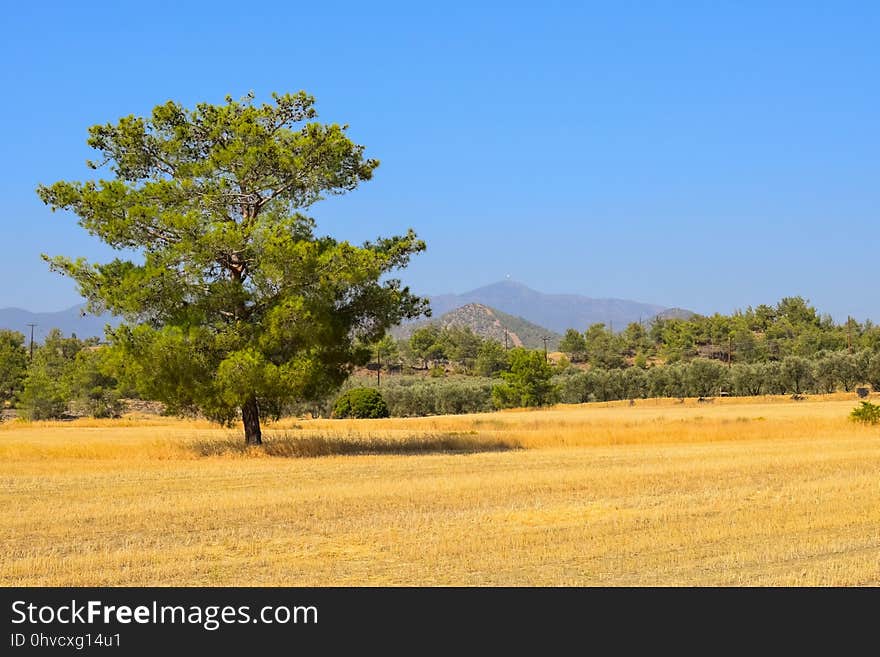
242 396 262 445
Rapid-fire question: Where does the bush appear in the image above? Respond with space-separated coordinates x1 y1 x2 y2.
850 401 880 425
332 387 389 419
379 378 495 417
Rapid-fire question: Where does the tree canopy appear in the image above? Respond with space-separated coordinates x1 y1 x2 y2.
37 92 427 443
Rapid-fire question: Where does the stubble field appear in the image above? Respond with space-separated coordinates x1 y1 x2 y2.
2 394 879 586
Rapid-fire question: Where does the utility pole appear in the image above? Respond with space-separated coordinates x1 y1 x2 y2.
504 329 509 350
727 333 732 368
376 346 381 388
847 316 853 354
26 323 37 361
541 336 551 362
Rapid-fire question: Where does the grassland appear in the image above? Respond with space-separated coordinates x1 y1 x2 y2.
2 394 879 586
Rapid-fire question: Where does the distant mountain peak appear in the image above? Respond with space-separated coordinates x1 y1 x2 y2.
424 282 680 334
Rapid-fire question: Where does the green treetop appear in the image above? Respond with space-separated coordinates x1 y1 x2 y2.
37 92 427 444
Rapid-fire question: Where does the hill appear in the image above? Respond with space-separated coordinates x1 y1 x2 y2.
425 280 677 333
0 305 118 342
392 303 561 349
654 307 697 321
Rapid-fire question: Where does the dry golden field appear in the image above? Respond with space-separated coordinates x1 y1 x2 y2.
2 393 879 586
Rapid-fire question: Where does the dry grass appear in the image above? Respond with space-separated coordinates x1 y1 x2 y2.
1 393 879 586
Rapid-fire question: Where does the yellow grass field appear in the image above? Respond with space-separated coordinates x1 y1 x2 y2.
2 394 879 586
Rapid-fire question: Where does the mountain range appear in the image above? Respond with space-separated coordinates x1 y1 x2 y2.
424 280 683 334
0 281 691 343
0 305 117 342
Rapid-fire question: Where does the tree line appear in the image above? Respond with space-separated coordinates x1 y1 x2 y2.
2 301 880 420
0 329 124 419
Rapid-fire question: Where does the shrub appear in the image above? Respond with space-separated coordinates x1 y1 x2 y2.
850 401 880 425
380 378 494 417
332 388 389 419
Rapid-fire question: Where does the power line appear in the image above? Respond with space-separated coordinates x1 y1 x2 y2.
847 316 853 354
540 336 551 362
26 323 37 361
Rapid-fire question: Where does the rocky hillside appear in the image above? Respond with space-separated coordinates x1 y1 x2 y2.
393 303 561 350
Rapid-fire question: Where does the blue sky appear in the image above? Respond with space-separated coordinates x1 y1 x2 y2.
3 1 877 320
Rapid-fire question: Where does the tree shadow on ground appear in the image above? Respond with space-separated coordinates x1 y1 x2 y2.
188 432 519 458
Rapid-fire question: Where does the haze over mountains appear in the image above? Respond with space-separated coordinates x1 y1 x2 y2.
0 280 690 343
425 281 683 334
0 305 115 342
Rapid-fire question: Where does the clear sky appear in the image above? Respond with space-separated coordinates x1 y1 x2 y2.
3 1 877 320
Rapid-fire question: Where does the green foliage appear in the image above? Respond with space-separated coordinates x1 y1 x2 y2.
492 348 558 409
474 339 509 377
17 330 122 420
377 377 495 416
37 92 426 442
19 330 86 420
583 324 625 369
780 356 814 394
373 335 400 369
63 348 124 418
19 369 67 420
558 328 587 362
633 297 880 366
0 330 27 404
408 325 505 374
409 325 445 368
620 322 652 357
441 326 482 371
332 387 389 419
850 401 880 425
685 359 729 397
867 353 880 391
730 363 766 396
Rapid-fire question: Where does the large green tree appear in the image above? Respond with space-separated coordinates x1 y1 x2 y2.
38 92 427 444
491 348 558 408
558 328 587 362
